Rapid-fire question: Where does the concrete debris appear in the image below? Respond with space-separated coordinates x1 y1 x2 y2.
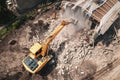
50 12 56 19
62 0 120 41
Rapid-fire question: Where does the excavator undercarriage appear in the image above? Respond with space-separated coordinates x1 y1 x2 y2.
23 54 52 72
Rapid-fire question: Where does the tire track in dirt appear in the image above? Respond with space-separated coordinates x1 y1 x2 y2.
93 57 120 80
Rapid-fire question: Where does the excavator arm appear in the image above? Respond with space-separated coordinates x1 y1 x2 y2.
22 20 70 73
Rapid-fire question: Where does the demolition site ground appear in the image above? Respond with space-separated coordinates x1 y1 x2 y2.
1 1 120 80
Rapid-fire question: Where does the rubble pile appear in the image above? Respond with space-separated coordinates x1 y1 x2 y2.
43 14 120 80
46 23 115 79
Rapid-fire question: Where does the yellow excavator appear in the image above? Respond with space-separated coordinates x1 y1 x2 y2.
22 20 70 73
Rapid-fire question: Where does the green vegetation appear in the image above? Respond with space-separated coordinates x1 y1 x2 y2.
0 0 7 12
0 1 53 41
0 0 7 24
0 10 37 40
0 0 14 25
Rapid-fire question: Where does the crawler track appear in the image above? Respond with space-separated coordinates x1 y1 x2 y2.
93 57 120 80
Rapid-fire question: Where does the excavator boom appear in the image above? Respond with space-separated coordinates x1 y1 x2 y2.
41 20 69 56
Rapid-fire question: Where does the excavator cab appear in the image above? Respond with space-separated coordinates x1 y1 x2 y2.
29 43 42 57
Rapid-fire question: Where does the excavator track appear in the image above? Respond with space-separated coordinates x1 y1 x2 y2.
92 0 118 22
93 57 120 80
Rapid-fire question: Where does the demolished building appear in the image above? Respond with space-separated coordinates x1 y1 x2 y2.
61 0 120 41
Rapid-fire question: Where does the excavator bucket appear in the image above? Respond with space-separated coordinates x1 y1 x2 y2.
61 1 92 29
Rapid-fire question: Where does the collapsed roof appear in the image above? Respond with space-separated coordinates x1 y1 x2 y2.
62 0 120 40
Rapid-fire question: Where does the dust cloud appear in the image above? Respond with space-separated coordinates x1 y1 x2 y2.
52 3 92 45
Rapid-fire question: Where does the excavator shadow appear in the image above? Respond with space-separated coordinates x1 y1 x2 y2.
37 49 58 76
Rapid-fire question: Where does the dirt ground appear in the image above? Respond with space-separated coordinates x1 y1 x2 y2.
1 1 120 80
